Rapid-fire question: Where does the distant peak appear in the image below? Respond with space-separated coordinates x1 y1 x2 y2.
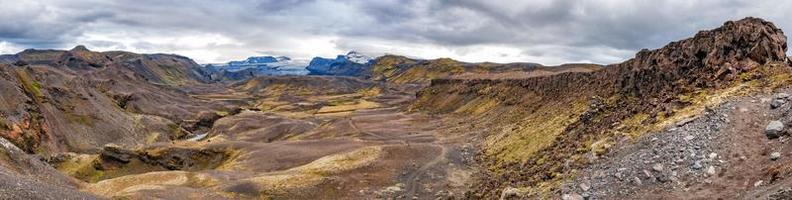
343 51 373 64
71 45 90 52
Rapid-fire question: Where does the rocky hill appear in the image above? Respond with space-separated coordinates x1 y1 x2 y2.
412 17 791 198
369 55 602 84
0 46 234 155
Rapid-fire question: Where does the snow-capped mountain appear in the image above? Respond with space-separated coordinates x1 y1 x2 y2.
204 56 309 81
306 51 374 76
344 51 373 64
209 56 307 72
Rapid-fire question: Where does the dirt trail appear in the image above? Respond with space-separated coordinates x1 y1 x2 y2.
339 101 472 199
403 144 449 196
348 117 390 141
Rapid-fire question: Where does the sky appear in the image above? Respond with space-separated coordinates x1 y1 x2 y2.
0 0 790 65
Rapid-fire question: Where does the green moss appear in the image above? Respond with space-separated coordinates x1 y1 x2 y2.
14 69 44 101
57 156 163 183
356 87 381 98
159 64 189 86
486 99 589 165
167 123 184 140
0 119 9 131
618 113 650 138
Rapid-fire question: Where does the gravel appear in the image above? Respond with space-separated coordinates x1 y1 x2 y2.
562 100 735 198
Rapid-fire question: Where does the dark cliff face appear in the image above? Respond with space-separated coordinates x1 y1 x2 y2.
413 17 790 198
615 17 787 97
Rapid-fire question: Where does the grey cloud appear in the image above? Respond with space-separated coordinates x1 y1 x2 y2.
0 0 789 65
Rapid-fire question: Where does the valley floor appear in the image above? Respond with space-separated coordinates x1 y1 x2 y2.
55 84 479 199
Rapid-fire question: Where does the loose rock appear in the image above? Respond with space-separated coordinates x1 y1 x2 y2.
771 152 781 161
692 161 703 170
561 193 584 200
765 121 784 139
579 182 591 192
705 166 716 176
652 164 664 172
771 99 785 109
499 187 520 199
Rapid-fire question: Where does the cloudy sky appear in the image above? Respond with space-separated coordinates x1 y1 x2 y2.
0 0 790 65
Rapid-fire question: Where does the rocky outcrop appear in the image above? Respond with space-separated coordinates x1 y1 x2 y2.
96 144 227 171
614 17 787 97
0 137 99 199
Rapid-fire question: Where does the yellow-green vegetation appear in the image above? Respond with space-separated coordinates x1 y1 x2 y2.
390 59 465 84
244 146 383 196
316 100 380 114
14 69 44 102
139 58 193 86
588 137 614 156
56 142 233 183
255 99 290 111
370 55 417 81
158 64 191 86
56 155 163 183
371 56 465 84
145 132 163 144
86 171 221 198
326 98 355 106
65 113 95 127
357 87 381 98
453 97 499 115
0 119 9 131
253 83 318 96
484 100 589 165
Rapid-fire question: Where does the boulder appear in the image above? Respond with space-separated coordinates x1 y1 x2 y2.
561 193 584 200
499 187 520 200
771 152 781 161
766 121 784 139
99 144 136 164
771 99 785 109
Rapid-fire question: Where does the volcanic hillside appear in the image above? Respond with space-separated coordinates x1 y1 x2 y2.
412 17 792 199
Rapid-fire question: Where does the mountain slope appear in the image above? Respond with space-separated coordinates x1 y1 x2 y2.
0 46 231 155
